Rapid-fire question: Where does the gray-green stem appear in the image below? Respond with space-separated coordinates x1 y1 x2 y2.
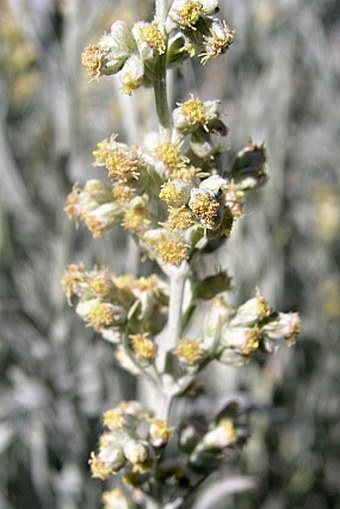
154 0 171 132
157 263 188 375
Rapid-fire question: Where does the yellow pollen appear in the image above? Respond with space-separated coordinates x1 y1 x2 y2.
222 184 244 217
165 206 194 230
121 73 140 96
152 235 190 266
93 135 118 166
64 188 80 220
86 301 116 328
133 275 163 295
83 215 105 238
103 408 125 430
81 44 105 78
148 418 173 441
88 452 115 480
201 25 235 64
175 338 204 365
189 191 221 228
106 150 140 181
122 205 150 233
219 419 237 443
255 290 272 318
114 274 136 290
88 274 112 296
102 489 126 508
61 263 85 299
130 333 157 360
154 142 187 172
159 181 188 206
140 21 166 54
112 182 136 203
242 327 261 356
179 95 209 126
176 1 203 28
171 165 203 182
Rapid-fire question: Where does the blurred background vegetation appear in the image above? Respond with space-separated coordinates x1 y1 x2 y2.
0 0 339 508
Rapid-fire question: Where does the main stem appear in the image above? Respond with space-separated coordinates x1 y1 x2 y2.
156 264 188 419
154 0 171 133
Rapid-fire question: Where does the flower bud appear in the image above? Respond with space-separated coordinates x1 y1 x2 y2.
102 488 131 509
230 142 268 190
230 290 272 327
76 299 126 329
262 312 300 348
82 179 112 203
219 325 261 364
173 96 224 134
189 188 223 229
81 21 136 79
132 20 165 61
120 54 145 95
83 201 124 238
203 297 234 349
159 179 193 207
123 440 155 472
201 419 237 450
200 19 234 65
148 418 173 447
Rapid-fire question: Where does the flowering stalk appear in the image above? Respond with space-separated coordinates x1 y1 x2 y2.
63 2 300 508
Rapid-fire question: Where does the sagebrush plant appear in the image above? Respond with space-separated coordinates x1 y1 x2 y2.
61 1 300 508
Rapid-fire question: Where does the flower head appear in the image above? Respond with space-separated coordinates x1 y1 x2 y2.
189 188 222 229
200 19 234 64
148 418 173 447
175 338 204 365
144 230 190 266
102 489 130 509
130 332 157 361
81 21 136 79
133 20 166 60
159 179 192 207
120 53 145 95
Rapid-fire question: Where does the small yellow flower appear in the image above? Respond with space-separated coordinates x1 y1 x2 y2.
106 149 140 182
146 233 190 266
61 263 85 300
148 418 173 446
189 189 221 229
159 180 191 207
83 214 105 238
81 44 105 79
88 452 116 480
165 206 194 230
112 182 136 203
102 489 127 509
139 21 166 54
122 203 151 234
64 187 81 220
178 95 209 128
103 408 125 430
241 327 261 356
200 21 234 64
174 1 203 28
175 338 204 365
221 184 244 218
114 274 136 291
93 135 116 166
171 165 203 182
130 333 157 360
153 141 188 173
133 274 165 296
88 272 113 297
85 300 118 329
